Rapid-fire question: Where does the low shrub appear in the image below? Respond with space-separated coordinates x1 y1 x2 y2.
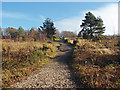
64 39 68 43
73 39 79 45
42 44 49 51
53 35 60 40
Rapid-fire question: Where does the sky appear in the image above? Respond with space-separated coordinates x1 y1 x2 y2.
1 2 118 35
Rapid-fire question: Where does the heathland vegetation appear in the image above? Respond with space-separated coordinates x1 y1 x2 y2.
64 36 120 88
63 12 120 88
1 12 120 88
1 18 59 88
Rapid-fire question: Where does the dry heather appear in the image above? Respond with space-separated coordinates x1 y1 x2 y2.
71 38 120 88
2 41 57 88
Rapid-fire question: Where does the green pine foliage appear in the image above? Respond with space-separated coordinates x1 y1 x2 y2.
41 18 56 39
78 12 105 40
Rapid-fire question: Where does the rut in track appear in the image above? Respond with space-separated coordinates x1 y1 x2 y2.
11 41 77 88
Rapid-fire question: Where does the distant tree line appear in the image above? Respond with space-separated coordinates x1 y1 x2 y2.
1 27 47 42
1 18 57 42
60 31 77 38
1 12 106 41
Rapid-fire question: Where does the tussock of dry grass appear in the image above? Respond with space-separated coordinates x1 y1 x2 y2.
2 42 43 52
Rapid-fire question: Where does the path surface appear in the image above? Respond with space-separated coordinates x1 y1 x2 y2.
11 40 77 88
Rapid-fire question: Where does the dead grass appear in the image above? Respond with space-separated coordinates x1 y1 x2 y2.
71 37 120 88
2 41 43 52
2 40 57 88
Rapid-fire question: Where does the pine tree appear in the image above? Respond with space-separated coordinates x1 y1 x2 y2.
18 26 25 41
41 18 56 39
18 26 25 37
78 12 105 39
94 17 105 39
5 27 18 39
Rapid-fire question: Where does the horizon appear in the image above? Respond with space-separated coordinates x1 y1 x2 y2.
1 2 118 35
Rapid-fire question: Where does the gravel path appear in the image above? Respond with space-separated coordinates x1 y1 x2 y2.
11 41 77 88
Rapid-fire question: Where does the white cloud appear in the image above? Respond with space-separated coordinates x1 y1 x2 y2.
2 12 40 22
55 3 118 35
90 4 118 35
55 16 83 34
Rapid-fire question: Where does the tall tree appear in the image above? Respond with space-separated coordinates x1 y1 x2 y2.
17 26 25 41
23 30 29 41
29 27 36 41
41 18 56 39
18 26 25 37
5 27 18 39
36 28 47 41
78 12 105 39
94 17 105 37
0 27 2 39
